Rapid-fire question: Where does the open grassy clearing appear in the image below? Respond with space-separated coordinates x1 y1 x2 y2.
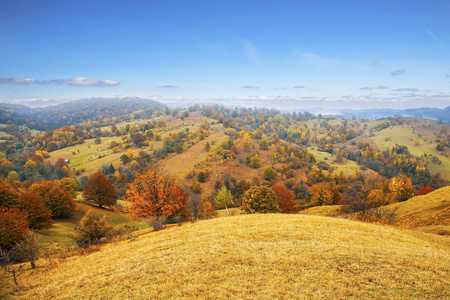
370 126 450 180
34 201 147 253
4 214 449 299
306 147 370 175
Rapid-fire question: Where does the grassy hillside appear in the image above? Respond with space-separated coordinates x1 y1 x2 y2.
388 186 450 235
4 214 449 299
370 125 450 181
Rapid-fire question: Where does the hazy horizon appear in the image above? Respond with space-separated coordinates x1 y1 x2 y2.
1 1 449 110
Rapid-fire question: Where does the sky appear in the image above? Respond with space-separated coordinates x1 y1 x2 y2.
0 0 449 111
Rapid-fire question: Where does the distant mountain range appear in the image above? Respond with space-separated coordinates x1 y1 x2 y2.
2 97 449 127
335 106 450 122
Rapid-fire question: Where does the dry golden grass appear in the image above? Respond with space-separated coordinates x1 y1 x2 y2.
389 186 450 235
300 205 350 217
3 214 449 299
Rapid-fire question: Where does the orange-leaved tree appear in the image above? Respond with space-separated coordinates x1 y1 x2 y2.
0 178 21 208
271 186 299 214
29 180 76 218
20 192 53 230
83 172 117 208
126 170 188 222
0 208 29 250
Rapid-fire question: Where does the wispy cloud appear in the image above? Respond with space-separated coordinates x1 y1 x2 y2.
371 61 379 65
241 85 259 89
293 86 305 89
0 77 119 87
425 29 448 49
360 85 388 90
156 85 179 88
391 69 406 76
240 39 261 65
392 88 419 92
273 87 287 90
293 50 340 70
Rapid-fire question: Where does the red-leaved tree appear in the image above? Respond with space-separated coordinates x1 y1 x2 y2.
271 186 299 214
418 186 433 195
126 170 188 221
0 208 29 250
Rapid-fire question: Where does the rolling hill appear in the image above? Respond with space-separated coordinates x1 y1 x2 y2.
388 186 450 235
3 214 449 299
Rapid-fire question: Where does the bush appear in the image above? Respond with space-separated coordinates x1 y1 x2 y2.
74 211 113 248
197 171 206 182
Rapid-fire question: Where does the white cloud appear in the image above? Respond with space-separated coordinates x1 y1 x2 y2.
0 76 119 87
360 85 388 90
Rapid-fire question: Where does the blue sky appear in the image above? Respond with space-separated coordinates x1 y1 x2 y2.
0 0 449 110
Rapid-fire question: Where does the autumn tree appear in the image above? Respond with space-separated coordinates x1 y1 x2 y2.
214 185 234 215
20 192 53 229
242 133 252 151
263 166 277 181
0 178 21 208
241 186 279 214
74 211 113 247
132 132 145 147
388 175 416 202
309 182 334 206
0 208 29 250
259 140 269 150
249 154 261 168
418 186 433 195
186 195 202 220
83 172 117 208
58 177 79 199
29 181 76 218
127 170 188 223
271 186 299 214
120 154 131 165
204 141 211 152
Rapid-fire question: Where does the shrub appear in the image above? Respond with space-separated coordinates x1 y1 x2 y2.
74 211 113 248
197 171 206 182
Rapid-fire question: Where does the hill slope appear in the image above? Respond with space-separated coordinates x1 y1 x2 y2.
389 186 450 235
4 214 449 299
